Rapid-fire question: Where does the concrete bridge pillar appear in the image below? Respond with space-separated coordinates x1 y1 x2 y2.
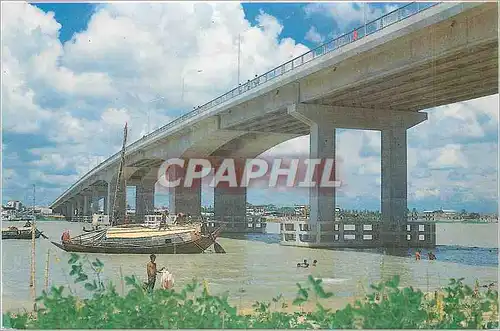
309 124 336 227
169 185 201 216
380 125 407 247
107 176 126 225
288 103 427 247
167 165 201 216
136 179 155 223
91 197 99 214
75 196 83 216
214 187 247 228
91 188 100 214
64 203 71 220
69 201 75 219
214 159 247 229
103 195 108 214
83 195 90 216
288 104 336 243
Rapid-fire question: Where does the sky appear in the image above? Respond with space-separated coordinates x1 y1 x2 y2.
1 2 498 213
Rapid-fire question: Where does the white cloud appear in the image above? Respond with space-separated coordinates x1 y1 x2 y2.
304 26 325 44
29 170 79 186
304 2 400 31
408 95 498 149
427 144 468 170
2 1 309 203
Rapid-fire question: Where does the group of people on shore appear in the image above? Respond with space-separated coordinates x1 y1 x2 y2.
415 249 436 261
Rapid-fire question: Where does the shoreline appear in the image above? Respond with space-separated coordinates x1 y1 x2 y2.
2 295 362 317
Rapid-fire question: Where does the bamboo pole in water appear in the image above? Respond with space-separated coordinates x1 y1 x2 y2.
29 184 36 310
119 265 125 295
44 249 50 292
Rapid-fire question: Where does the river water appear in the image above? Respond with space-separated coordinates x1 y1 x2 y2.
2 221 498 312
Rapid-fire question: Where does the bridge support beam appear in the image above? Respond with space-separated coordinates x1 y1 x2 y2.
136 179 155 223
309 124 336 229
214 186 247 230
169 185 201 216
91 197 99 214
213 159 247 230
288 103 427 247
64 203 72 220
83 195 90 216
91 188 100 214
380 125 407 247
75 196 83 216
288 104 337 244
69 201 75 219
103 196 108 215
167 165 201 216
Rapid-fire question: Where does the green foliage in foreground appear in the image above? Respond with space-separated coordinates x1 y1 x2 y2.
3 253 499 329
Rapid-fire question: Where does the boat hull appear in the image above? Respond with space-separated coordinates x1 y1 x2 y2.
50 227 223 254
2 228 42 240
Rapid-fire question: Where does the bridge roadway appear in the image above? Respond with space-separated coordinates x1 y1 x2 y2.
50 2 498 247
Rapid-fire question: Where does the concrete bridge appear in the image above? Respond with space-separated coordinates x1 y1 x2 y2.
50 2 498 247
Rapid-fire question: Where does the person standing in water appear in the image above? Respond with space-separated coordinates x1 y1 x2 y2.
415 250 421 260
146 254 158 293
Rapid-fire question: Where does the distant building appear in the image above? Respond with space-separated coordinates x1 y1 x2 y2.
36 207 53 215
7 200 23 211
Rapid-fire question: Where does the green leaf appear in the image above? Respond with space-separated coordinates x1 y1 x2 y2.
125 276 137 286
68 253 80 264
2 314 12 328
75 273 88 283
292 298 306 306
85 282 97 291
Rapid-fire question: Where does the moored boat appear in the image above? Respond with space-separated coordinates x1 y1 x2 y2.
2 226 44 240
51 223 224 254
50 123 226 254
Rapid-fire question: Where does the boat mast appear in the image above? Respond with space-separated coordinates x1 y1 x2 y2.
111 123 128 225
29 184 36 310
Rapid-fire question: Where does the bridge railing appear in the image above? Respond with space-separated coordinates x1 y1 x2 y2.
130 2 438 147
52 2 440 206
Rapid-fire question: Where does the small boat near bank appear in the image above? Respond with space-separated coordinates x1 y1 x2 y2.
2 226 45 240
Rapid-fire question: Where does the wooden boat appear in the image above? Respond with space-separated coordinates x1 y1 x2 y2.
51 123 226 254
2 226 44 240
51 223 224 254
